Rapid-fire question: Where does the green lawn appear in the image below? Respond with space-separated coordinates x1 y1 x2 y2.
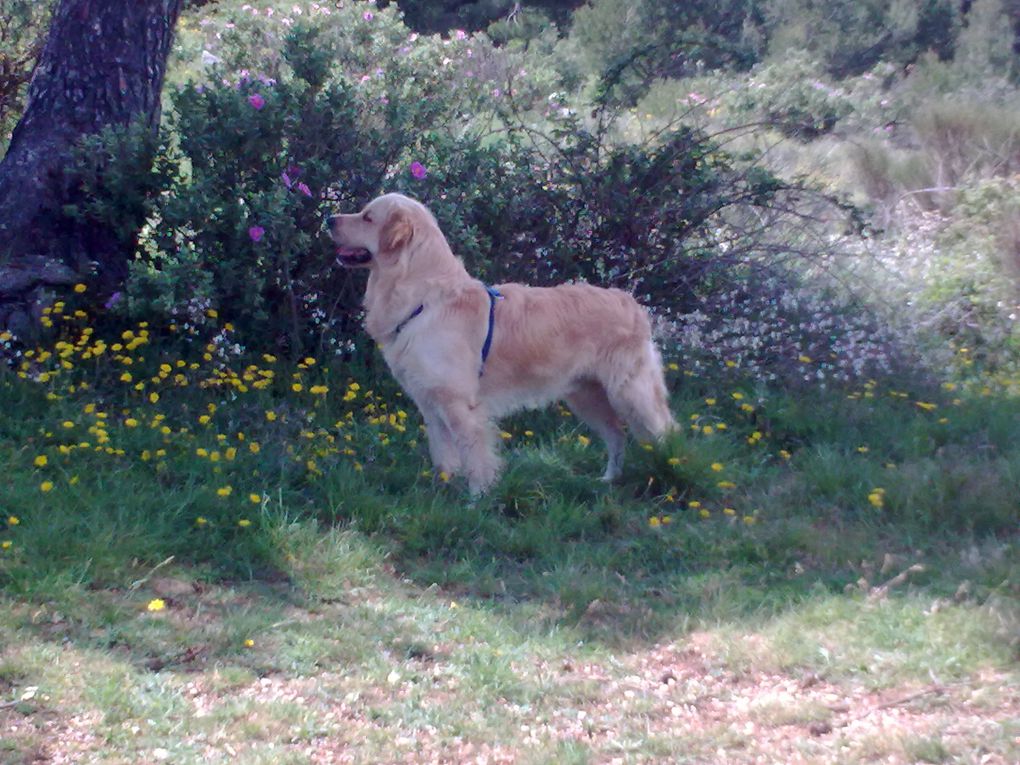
1 313 1018 763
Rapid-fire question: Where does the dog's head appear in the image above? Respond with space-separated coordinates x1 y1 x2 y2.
327 193 426 269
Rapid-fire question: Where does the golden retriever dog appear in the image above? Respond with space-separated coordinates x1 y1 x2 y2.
327 193 675 495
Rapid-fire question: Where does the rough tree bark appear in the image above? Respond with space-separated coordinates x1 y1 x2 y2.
0 0 183 335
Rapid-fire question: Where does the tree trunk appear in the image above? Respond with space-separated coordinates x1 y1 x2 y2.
0 0 182 336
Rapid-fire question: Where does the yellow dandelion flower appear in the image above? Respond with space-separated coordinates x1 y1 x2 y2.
292 383 303 392
237 518 251 527
7 516 19 526
710 462 724 472
648 516 661 528
698 508 711 519
148 392 159 404
195 516 208 527
667 457 681 466
577 434 590 447
146 598 166 612
1 540 12 550
124 418 138 428
243 638 255 648
73 283 87 293
265 411 277 422
216 485 232 497
33 455 48 468
249 493 261 504
704 397 716 405
723 507 736 516
798 354 812 363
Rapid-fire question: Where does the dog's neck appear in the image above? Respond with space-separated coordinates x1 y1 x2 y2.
362 234 470 342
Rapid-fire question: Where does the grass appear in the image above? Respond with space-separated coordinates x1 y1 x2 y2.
1 306 1019 762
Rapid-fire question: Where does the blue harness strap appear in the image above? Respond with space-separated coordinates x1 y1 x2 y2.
388 285 501 377
480 283 502 376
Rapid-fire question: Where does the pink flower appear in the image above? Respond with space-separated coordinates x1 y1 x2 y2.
248 93 266 110
455 29 467 40
248 225 265 242
363 11 373 21
409 161 427 180
296 182 312 198
281 170 292 189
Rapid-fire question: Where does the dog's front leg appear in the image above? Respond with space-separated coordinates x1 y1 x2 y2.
421 408 461 479
430 391 501 495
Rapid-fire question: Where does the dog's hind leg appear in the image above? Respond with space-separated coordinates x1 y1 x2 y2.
564 379 627 481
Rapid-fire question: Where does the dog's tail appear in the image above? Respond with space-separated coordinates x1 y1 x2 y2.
606 338 677 442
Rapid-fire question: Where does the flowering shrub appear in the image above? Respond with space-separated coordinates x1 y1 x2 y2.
59 0 884 391
724 53 854 140
672 275 903 386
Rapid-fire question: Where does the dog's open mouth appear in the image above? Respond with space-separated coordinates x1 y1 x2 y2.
335 246 372 266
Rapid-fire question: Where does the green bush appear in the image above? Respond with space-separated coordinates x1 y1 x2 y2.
762 0 959 78
62 2 832 362
724 52 854 139
52 0 898 393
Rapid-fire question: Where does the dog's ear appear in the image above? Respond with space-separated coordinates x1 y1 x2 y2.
379 208 414 260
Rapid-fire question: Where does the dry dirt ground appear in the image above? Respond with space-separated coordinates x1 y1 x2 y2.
4 612 1018 765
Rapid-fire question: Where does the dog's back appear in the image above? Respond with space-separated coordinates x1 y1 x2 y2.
479 282 675 441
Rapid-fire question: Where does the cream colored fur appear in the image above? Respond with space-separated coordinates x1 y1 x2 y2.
329 193 676 494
